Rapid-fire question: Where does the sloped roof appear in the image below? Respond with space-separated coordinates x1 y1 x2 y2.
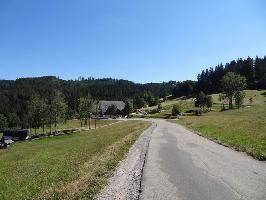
98 101 125 114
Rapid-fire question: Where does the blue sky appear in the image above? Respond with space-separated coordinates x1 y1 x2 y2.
0 0 265 83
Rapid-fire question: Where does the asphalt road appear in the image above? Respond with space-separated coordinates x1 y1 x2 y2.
140 119 266 200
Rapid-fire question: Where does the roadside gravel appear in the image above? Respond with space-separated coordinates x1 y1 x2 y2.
96 121 156 200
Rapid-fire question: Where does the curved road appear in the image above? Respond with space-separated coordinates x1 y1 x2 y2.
140 119 266 200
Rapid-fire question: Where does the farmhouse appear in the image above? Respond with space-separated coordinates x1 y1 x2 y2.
97 100 125 115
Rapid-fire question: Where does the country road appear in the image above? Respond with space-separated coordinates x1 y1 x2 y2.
140 119 266 200
98 119 266 200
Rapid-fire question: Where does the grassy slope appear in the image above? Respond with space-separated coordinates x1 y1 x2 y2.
0 120 150 199
142 99 195 119
171 90 266 160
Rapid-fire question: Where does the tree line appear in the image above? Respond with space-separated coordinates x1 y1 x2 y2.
170 55 266 98
196 56 266 94
0 77 167 130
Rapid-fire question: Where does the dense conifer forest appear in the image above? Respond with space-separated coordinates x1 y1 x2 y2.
0 55 265 129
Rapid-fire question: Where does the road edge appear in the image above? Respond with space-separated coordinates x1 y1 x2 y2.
96 121 156 200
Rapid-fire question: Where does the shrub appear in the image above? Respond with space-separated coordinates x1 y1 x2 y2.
172 104 181 116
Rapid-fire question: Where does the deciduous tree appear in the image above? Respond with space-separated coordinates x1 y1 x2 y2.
222 72 247 109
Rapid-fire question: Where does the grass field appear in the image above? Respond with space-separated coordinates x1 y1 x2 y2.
171 90 266 160
0 120 150 199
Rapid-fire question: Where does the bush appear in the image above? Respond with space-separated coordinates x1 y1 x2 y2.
172 104 181 116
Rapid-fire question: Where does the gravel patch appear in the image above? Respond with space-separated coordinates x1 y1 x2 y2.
96 122 156 200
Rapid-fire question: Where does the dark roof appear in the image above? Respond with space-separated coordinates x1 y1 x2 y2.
98 101 125 113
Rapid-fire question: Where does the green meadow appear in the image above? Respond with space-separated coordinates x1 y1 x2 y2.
0 120 150 199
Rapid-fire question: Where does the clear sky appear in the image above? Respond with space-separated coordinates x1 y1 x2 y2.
0 0 265 83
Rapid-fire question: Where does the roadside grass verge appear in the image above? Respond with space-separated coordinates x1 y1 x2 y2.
0 120 150 199
170 104 266 160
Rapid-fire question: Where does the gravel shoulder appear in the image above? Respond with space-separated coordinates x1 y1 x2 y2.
96 121 156 200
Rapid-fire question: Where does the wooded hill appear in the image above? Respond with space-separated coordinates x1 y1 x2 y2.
0 77 171 128
0 55 265 129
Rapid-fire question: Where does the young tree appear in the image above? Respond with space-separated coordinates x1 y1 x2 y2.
49 91 67 132
234 91 245 108
134 96 146 109
78 96 93 128
78 97 85 127
145 94 159 107
29 95 47 135
195 92 207 110
0 114 7 131
221 72 247 109
40 100 48 134
123 99 133 116
86 97 93 128
205 95 213 110
172 104 181 116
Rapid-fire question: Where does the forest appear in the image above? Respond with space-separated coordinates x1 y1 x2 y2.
0 55 265 129
172 55 266 97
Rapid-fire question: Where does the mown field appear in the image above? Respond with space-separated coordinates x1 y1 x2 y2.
171 90 266 160
0 120 150 199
